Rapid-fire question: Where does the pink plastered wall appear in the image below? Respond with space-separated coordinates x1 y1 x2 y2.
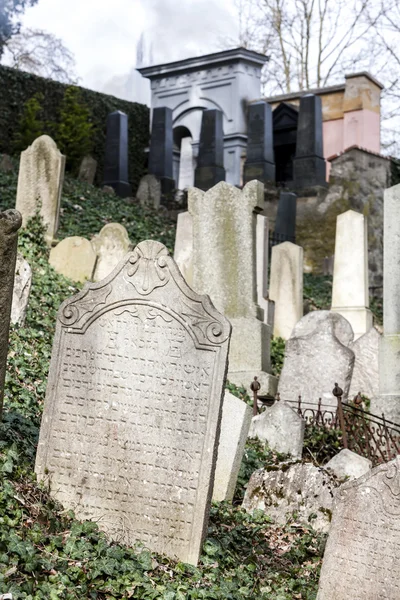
323 109 380 180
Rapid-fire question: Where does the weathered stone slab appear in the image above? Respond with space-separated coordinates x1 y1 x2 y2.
278 311 355 406
173 211 193 286
213 391 252 502
248 401 305 459
11 254 32 326
15 135 65 242
136 174 162 209
269 241 303 339
92 223 131 282
349 326 380 400
325 449 372 481
78 156 97 185
0 210 22 416
317 456 400 599
331 210 372 339
243 462 338 532
35 240 231 565
49 236 96 283
292 310 354 348
256 214 274 327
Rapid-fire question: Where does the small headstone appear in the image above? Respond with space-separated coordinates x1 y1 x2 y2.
49 236 96 283
173 211 193 286
243 101 275 185
35 240 231 565
269 241 303 339
11 254 32 326
349 326 380 399
103 111 131 198
331 210 372 339
248 401 305 459
213 391 252 502
274 191 297 244
293 94 326 189
292 309 354 347
92 223 131 282
243 462 338 532
136 174 162 209
0 154 14 173
78 156 97 185
194 109 225 191
278 311 355 406
189 180 276 396
317 456 400 599
102 185 116 195
0 209 22 416
325 449 372 481
148 106 175 194
15 135 65 242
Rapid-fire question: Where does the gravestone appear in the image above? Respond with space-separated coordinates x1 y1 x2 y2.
173 211 193 286
136 174 162 209
92 223 131 282
178 137 194 190
269 241 303 339
331 210 372 339
248 401 305 459
274 191 297 244
278 311 355 406
243 462 338 532
103 111 131 198
49 237 96 283
243 101 275 185
148 107 175 195
0 210 22 417
349 327 380 400
0 154 14 173
317 456 400 599
325 449 372 481
78 156 97 185
15 135 65 242
35 240 231 565
256 214 274 327
213 391 252 502
189 180 276 396
194 109 225 191
372 184 400 422
11 254 32 326
293 94 326 189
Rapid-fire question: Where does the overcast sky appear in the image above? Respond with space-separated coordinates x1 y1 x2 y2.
22 0 239 103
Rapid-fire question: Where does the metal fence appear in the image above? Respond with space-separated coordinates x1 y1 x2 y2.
285 393 400 466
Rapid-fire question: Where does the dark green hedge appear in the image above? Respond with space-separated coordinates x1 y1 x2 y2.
0 65 149 193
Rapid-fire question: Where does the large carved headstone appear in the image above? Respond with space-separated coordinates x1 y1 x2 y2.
293 94 326 189
317 456 400 599
194 109 225 191
15 135 65 242
148 106 175 195
243 101 275 185
35 240 231 565
103 111 131 198
0 210 22 417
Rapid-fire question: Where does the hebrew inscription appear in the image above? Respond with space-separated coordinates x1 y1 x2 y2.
317 456 400 599
35 240 231 565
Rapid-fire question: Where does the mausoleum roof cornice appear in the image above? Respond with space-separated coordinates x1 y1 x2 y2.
137 47 269 79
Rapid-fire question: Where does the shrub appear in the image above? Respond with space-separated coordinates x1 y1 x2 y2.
13 92 45 152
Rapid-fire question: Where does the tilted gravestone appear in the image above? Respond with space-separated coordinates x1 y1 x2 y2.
103 111 131 198
0 210 22 417
293 94 326 189
136 174 162 209
317 456 400 599
78 156 97 185
194 109 225 191
243 101 275 185
274 191 297 244
15 135 65 242
248 401 305 459
35 240 231 565
148 107 175 195
92 223 131 282
49 236 96 283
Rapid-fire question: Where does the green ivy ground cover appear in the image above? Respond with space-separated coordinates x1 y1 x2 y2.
0 208 324 598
